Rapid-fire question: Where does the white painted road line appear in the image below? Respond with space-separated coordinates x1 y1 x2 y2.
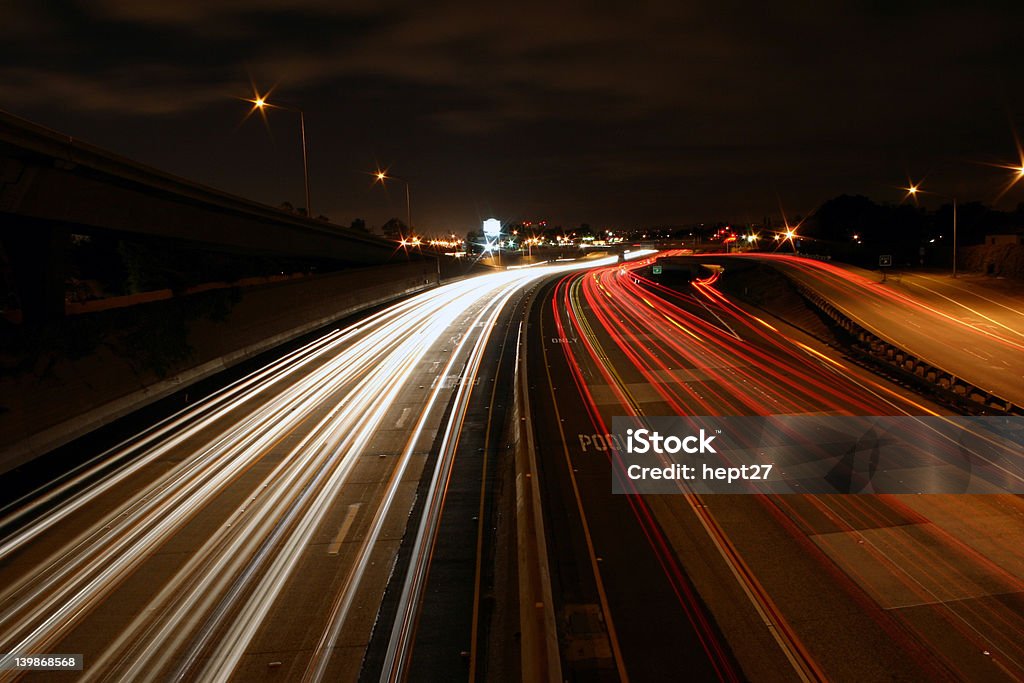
328 504 362 556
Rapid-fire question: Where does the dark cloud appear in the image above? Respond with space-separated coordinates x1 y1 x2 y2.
1 1 1022 230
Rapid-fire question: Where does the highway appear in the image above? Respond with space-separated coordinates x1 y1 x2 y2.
729 254 1024 406
528 253 1024 681
2 249 1022 683
0 256 649 683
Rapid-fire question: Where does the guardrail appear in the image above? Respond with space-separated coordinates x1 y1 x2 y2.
794 283 1023 416
511 317 563 682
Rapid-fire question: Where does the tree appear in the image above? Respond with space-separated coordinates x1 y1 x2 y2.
465 230 483 254
381 218 409 240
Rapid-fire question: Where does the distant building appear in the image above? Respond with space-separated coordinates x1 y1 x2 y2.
985 231 1024 246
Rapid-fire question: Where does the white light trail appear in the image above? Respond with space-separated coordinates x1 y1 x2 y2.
0 254 654 682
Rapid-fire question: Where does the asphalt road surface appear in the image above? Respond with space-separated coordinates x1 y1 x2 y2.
2 250 1022 683
527 254 1024 681
0 258 649 683
728 254 1024 406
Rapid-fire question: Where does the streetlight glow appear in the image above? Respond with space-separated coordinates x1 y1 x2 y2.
371 167 436 278
241 90 312 217
371 168 412 237
902 180 923 206
900 177 961 276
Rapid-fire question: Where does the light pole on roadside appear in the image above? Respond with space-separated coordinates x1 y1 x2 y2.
901 144 1024 278
374 170 442 281
248 95 312 218
905 182 958 277
374 170 412 238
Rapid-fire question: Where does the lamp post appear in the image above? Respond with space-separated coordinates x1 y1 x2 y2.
901 146 1024 278
953 195 957 278
373 170 412 237
374 170 442 281
906 182 958 277
249 96 312 218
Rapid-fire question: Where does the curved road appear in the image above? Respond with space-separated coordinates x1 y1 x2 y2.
529 254 1024 681
2 250 1022 682
0 257 648 683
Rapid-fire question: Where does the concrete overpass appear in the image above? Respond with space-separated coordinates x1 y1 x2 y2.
0 109 410 324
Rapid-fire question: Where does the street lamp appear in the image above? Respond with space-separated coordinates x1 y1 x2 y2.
901 138 1024 278
904 181 958 277
373 169 412 239
992 161 1024 203
248 95 312 218
373 170 443 280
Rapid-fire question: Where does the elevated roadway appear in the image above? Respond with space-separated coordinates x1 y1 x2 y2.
0 109 414 324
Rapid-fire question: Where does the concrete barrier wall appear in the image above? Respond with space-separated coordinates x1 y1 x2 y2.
961 243 1024 279
0 261 438 473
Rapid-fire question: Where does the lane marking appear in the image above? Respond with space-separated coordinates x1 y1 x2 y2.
568 269 823 682
327 503 362 556
962 347 990 361
907 275 1024 320
542 286 631 682
468 311 518 680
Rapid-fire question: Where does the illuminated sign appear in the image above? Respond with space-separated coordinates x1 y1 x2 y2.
483 218 501 237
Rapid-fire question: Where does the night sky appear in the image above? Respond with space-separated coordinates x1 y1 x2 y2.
2 1 1023 234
